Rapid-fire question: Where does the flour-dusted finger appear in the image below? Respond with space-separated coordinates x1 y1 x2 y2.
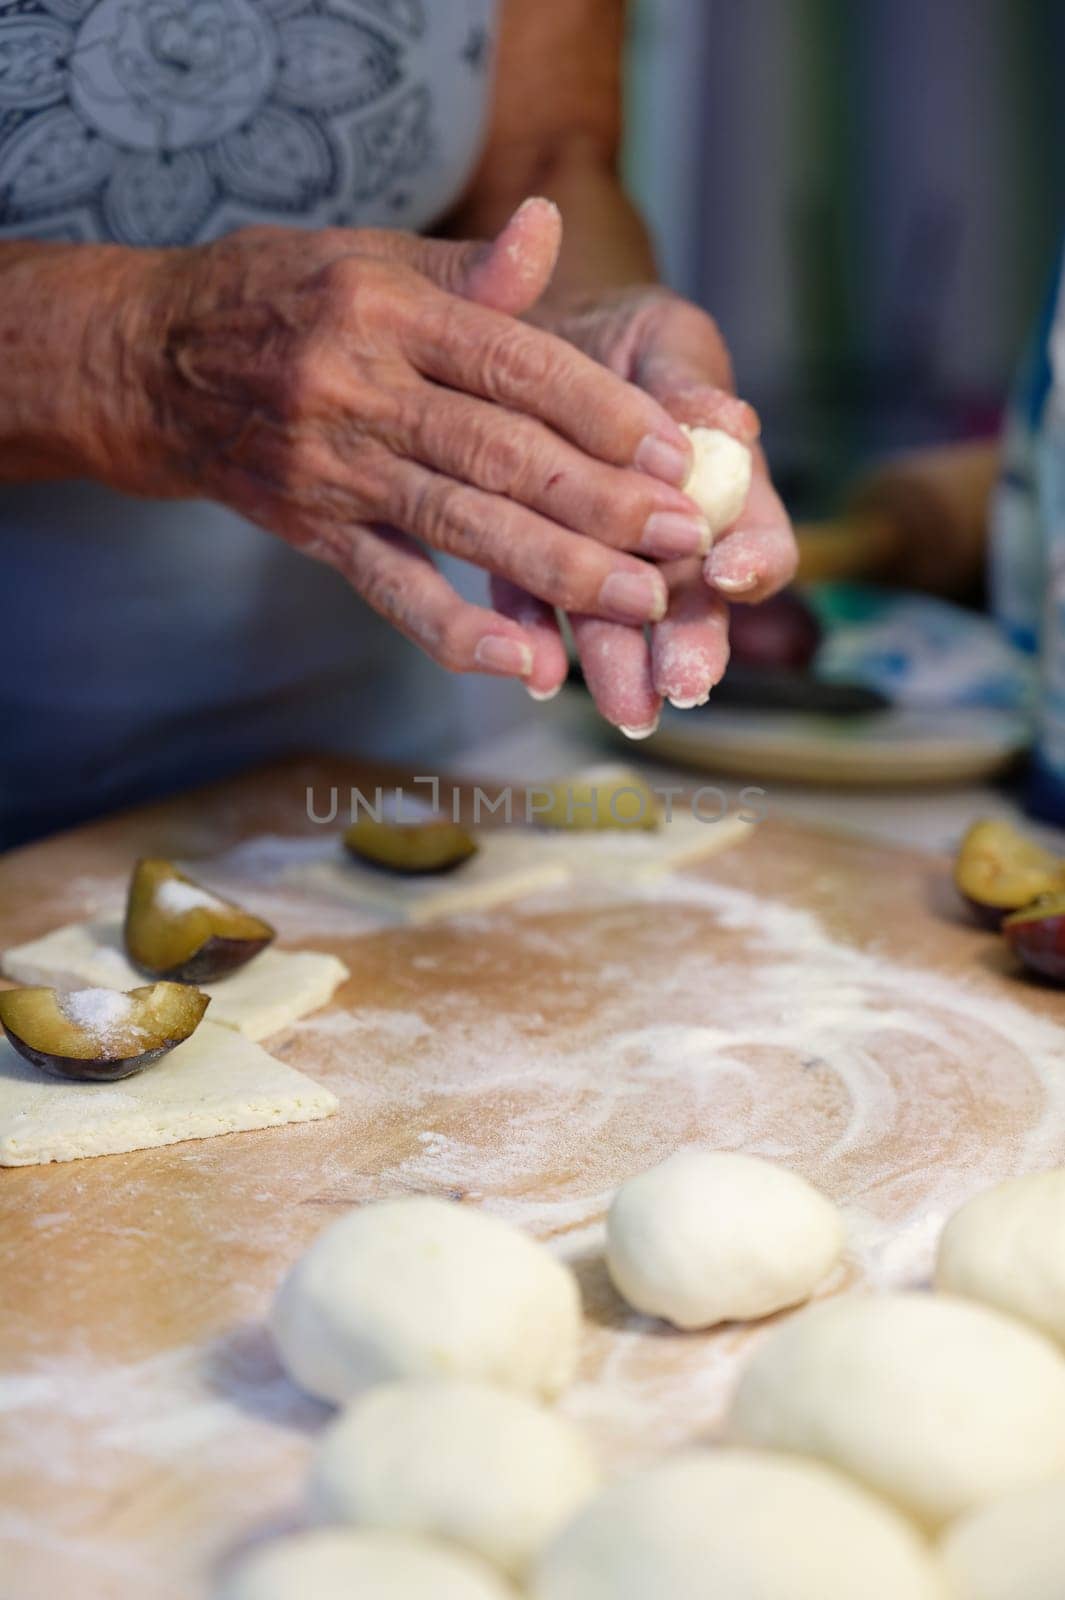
389 384 709 559
571 615 661 735
637 369 760 447
400 288 694 483
490 579 569 700
382 460 668 624
651 564 730 708
321 522 536 678
703 450 797 600
348 196 564 317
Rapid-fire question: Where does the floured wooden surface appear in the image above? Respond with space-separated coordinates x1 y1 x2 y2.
280 812 753 922
1 757 1064 1600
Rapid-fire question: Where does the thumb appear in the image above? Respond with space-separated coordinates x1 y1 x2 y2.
458 196 563 314
355 197 563 315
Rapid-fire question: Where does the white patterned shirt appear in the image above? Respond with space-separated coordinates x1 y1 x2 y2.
0 0 495 241
0 0 500 841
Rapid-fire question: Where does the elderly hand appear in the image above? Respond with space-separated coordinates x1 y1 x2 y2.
108 201 710 684
495 281 798 729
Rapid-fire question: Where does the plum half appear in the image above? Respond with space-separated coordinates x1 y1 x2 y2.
1003 895 1065 984
125 858 275 983
0 982 209 1081
536 769 661 831
953 819 1065 928
343 817 478 875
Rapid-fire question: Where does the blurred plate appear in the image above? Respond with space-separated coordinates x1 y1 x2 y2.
618 705 1030 787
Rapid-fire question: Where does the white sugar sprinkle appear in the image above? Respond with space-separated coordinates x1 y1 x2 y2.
154 879 227 917
58 988 139 1048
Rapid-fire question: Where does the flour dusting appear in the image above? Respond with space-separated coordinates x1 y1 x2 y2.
7 854 1065 1598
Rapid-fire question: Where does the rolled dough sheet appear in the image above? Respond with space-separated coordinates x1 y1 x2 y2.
283 813 753 922
284 830 573 923
1 922 348 1042
549 810 755 880
0 1021 338 1166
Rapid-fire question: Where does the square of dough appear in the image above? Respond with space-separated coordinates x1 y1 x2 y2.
0 1021 338 1166
284 831 573 923
1 922 348 1042
283 812 751 922
548 810 754 881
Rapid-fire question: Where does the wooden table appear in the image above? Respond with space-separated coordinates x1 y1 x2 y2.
2 757 1063 1599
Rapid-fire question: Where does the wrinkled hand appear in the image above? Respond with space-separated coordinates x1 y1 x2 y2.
113 202 709 683
494 284 797 728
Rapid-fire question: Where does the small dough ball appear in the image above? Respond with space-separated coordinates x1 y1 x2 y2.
605 1149 844 1329
309 1378 600 1579
531 1449 947 1600
939 1477 1065 1600
215 1529 513 1600
728 1291 1065 1529
680 425 753 535
272 1197 581 1405
935 1169 1065 1346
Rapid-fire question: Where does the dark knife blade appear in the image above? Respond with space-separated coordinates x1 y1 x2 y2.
565 659 890 715
701 666 890 715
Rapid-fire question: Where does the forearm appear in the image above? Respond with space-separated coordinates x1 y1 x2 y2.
0 241 153 485
444 0 657 306
538 150 657 302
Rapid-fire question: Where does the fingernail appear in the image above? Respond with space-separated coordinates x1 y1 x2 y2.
514 195 559 220
640 511 711 559
705 541 759 593
599 570 668 623
711 571 758 594
619 716 661 740
527 681 562 702
635 433 691 487
667 691 710 709
474 636 534 676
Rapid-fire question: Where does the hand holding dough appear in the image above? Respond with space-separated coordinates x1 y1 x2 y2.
680 425 752 537
606 1149 844 1329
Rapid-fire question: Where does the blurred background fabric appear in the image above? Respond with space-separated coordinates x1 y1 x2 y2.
623 0 1065 517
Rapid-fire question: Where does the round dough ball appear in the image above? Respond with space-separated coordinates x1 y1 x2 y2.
215 1529 513 1600
605 1150 844 1329
728 1291 1065 1528
531 1449 947 1600
309 1378 600 1579
271 1197 581 1405
935 1169 1065 1346
680 426 753 536
939 1477 1065 1600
